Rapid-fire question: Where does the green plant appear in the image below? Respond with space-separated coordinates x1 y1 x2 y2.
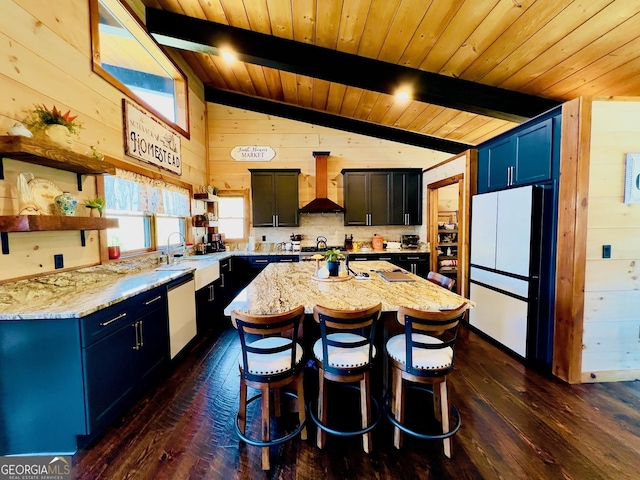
324 248 344 262
83 196 106 213
23 104 82 134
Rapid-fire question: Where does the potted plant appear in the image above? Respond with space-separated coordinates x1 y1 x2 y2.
83 196 106 217
324 248 344 277
22 104 82 147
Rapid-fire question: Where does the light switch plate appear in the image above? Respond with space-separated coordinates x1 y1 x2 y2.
54 254 64 269
602 245 611 259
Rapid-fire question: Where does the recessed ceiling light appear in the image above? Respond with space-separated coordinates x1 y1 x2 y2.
395 88 411 103
220 49 237 64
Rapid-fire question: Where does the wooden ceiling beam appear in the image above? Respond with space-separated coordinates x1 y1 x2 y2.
146 7 559 122
205 88 471 154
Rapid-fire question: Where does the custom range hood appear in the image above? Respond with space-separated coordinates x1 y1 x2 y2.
299 151 345 213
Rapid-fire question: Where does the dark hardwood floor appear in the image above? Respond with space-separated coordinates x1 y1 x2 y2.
73 320 640 479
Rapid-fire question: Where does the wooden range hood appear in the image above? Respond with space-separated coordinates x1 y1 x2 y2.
299 151 344 213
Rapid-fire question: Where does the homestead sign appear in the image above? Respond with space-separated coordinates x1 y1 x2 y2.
123 99 182 175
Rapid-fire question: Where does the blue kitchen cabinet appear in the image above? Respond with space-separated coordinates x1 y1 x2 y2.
0 285 169 455
478 108 561 193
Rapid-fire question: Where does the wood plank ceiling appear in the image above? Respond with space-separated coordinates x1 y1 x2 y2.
140 0 640 152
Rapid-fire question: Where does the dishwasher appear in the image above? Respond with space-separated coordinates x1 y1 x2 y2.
167 274 197 359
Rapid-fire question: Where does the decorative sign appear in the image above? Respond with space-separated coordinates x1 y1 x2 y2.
231 145 275 162
123 99 182 175
624 153 640 204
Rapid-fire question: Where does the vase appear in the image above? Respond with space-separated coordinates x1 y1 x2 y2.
87 207 101 217
54 191 78 216
327 260 339 277
35 124 74 148
108 246 121 260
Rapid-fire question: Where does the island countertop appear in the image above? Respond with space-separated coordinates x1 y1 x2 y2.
223 260 473 316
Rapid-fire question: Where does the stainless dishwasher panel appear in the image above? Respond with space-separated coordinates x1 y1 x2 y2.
168 276 196 359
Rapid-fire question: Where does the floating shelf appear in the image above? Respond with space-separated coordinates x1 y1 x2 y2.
0 215 119 254
193 193 219 202
0 136 116 176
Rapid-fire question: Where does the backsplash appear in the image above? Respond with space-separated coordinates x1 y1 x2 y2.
250 213 423 249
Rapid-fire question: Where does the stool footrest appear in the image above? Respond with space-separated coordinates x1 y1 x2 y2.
383 385 461 441
308 384 381 437
235 391 307 447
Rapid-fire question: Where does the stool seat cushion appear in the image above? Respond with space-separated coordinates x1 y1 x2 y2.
313 333 376 368
386 333 453 371
240 337 304 375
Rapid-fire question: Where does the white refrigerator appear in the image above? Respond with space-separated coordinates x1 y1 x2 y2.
469 185 554 361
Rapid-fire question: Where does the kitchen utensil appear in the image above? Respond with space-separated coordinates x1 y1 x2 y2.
316 236 327 250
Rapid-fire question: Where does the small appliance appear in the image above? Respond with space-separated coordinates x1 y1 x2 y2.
401 234 419 249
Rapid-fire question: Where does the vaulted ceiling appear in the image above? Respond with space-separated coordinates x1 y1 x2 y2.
141 0 640 153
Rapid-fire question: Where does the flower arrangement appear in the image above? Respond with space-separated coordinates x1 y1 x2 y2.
23 104 82 135
324 248 345 262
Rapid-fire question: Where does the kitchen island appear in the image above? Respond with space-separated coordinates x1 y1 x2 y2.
224 260 472 316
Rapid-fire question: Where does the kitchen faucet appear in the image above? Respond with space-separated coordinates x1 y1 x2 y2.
167 232 186 264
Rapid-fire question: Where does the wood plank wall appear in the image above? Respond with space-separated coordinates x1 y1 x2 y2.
0 0 207 282
581 98 640 382
207 104 450 244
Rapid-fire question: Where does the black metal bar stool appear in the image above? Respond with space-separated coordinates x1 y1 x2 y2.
384 304 467 457
230 306 307 470
309 303 382 453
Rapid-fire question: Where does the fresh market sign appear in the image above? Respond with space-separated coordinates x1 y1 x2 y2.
123 99 182 175
231 146 275 162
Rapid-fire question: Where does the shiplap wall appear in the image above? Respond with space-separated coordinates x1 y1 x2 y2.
0 0 207 282
582 99 640 381
207 104 450 244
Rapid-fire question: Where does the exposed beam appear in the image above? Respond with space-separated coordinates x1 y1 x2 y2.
206 88 471 154
146 7 559 123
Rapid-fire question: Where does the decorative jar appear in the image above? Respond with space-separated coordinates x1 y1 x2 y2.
54 191 78 216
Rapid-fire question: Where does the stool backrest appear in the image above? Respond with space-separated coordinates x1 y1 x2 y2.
313 303 382 375
427 271 455 290
396 304 467 376
231 305 305 382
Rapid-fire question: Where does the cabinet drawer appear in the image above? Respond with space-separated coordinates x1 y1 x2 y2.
248 256 271 267
395 253 429 262
81 302 132 348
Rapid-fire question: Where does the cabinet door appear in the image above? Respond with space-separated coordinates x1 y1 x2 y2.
135 304 169 387
391 171 422 225
83 324 136 433
343 172 369 225
470 191 498 269
369 172 391 225
274 171 299 227
514 119 552 186
251 172 276 227
469 283 528 357
479 137 514 192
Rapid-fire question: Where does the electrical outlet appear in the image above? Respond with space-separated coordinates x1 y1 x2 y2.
262 235 266 241
602 245 611 259
54 254 64 269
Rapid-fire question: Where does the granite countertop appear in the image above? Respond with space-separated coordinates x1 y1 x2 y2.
224 260 472 316
0 248 433 321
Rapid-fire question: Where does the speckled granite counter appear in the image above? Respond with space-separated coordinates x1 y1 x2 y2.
224 260 472 316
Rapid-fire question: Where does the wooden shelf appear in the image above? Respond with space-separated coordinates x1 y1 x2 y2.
438 229 458 233
193 193 219 202
0 136 116 176
0 215 119 254
0 215 118 233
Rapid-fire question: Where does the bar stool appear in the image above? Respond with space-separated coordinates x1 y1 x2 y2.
384 304 467 457
309 303 382 453
230 306 307 470
427 271 456 291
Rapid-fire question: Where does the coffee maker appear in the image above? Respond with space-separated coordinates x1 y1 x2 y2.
206 233 225 252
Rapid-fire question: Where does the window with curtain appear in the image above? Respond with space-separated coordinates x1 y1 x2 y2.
104 168 190 254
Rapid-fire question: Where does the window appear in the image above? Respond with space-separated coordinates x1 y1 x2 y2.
217 191 250 242
104 169 190 255
89 0 189 137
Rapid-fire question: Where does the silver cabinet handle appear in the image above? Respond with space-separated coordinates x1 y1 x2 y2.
100 312 127 327
144 295 162 306
255 259 269 263
221 272 225 288
209 284 215 302
280 258 293 262
133 321 140 350
379 257 391 261
139 320 144 347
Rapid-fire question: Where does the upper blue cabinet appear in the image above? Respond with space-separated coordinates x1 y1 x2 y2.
478 108 562 193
